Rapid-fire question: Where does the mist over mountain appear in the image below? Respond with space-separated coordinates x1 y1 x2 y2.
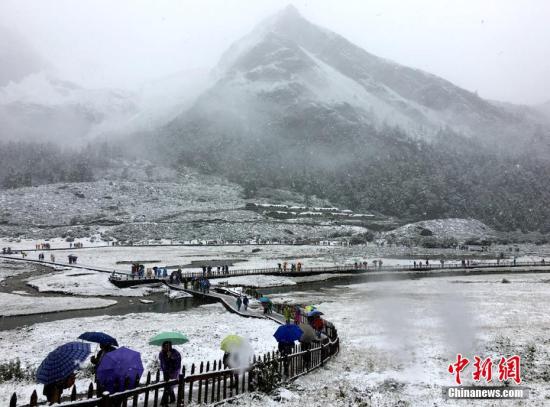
0 25 46 86
2 6 550 232
162 5 550 231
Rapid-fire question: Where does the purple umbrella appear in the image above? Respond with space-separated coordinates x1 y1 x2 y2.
96 347 143 393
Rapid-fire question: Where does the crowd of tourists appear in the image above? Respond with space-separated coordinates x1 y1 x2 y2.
38 299 329 406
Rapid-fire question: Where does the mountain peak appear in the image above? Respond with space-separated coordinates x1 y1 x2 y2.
276 4 303 20
263 4 308 33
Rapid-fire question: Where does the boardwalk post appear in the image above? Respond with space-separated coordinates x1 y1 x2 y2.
204 361 210 403
144 371 151 407
216 374 222 401
30 390 37 407
153 369 160 407
197 361 204 403
132 374 140 406
176 373 185 407
210 363 216 401
87 382 94 398
100 391 111 407
188 363 195 404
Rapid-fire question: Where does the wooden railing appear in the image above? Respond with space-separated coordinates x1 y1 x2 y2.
109 260 549 283
10 308 339 407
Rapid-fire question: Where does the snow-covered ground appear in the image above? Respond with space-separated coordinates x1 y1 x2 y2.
27 269 162 297
0 303 279 405
231 273 550 406
0 292 116 317
210 273 356 287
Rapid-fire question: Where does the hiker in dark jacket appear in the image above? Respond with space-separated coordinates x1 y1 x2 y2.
236 296 242 311
159 341 182 405
43 373 75 405
242 296 249 311
90 344 116 379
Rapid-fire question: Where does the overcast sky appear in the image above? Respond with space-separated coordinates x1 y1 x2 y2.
1 0 549 105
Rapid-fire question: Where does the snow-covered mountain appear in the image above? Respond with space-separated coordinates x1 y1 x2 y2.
172 5 549 154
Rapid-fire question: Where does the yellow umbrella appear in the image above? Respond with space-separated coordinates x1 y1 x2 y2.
220 335 244 352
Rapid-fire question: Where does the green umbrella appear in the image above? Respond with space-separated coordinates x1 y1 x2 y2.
220 335 244 352
149 331 189 346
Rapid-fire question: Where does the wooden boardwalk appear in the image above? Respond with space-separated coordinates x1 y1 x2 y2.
164 283 286 322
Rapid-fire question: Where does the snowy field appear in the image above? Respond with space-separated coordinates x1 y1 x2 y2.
210 273 357 287
27 268 163 297
0 303 279 405
231 273 550 406
0 292 116 316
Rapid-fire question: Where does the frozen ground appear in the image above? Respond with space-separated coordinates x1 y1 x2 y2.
230 273 550 406
0 175 365 242
27 268 163 297
383 218 497 243
210 273 356 287
0 303 279 405
0 292 116 317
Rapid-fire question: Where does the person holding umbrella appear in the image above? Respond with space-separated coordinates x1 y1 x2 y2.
43 373 76 405
298 323 316 369
96 347 144 395
36 342 91 405
150 332 187 406
159 341 181 405
91 343 116 378
259 296 271 314
273 323 303 376
79 332 119 381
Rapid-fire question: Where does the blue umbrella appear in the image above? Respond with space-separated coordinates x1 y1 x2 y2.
36 342 91 384
273 324 303 343
96 347 144 393
259 297 271 303
307 310 324 317
78 332 119 347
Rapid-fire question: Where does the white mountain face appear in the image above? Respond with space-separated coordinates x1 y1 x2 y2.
180 5 549 154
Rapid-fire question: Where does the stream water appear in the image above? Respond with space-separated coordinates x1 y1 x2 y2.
0 261 214 330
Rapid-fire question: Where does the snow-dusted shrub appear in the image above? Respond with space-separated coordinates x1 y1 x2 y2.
0 359 34 383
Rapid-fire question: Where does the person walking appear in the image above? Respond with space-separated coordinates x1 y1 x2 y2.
43 373 76 404
294 306 302 324
242 296 249 311
159 341 181 406
236 296 242 311
90 343 116 381
283 305 292 324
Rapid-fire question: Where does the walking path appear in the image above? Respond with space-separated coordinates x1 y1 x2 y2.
164 283 284 322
